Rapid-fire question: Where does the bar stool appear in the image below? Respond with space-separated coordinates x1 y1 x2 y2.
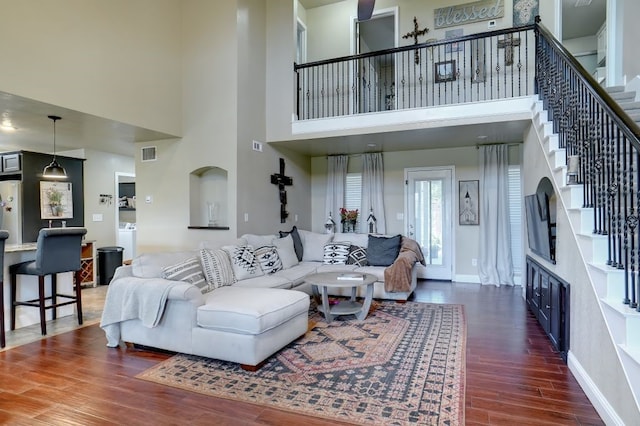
10 227 87 336
0 230 9 348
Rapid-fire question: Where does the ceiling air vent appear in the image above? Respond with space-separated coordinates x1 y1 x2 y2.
574 0 592 7
141 146 157 162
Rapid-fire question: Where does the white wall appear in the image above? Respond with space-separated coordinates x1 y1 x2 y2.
81 149 135 248
134 0 240 253
622 0 640 82
0 0 182 136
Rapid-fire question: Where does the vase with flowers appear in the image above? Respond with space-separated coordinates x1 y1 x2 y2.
339 207 359 233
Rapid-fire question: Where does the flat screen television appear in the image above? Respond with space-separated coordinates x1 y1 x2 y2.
525 193 556 263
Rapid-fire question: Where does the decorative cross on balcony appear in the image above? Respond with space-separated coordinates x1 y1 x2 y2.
497 33 521 66
402 16 429 64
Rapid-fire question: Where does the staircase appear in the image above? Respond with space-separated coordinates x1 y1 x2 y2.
532 87 640 413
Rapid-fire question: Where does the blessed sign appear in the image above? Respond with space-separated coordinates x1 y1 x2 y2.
434 0 504 29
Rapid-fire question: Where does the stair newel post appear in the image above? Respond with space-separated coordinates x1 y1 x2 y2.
622 134 632 306
625 143 636 307
605 119 616 266
616 129 625 269
636 150 640 310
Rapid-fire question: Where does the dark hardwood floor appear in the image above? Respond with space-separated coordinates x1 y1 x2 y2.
0 281 603 425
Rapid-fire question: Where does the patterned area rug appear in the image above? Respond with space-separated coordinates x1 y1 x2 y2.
136 301 466 425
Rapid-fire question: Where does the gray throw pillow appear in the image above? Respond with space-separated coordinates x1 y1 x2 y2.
279 226 303 261
366 234 401 266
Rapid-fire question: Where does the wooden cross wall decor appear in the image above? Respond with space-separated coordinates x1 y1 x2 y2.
270 158 293 223
402 16 429 64
497 33 522 66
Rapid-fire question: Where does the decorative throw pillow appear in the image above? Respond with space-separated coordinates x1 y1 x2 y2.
346 245 368 266
162 257 209 293
279 226 303 261
254 245 283 274
222 245 264 281
322 242 351 265
241 234 277 249
272 234 299 269
366 234 402 266
299 230 334 262
199 249 236 290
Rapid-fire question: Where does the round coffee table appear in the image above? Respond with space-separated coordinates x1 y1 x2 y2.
305 272 377 323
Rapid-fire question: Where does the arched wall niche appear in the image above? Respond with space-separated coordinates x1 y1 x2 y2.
535 177 556 263
536 177 556 226
188 166 229 230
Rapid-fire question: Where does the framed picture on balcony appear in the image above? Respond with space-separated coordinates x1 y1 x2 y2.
445 29 464 54
435 60 456 83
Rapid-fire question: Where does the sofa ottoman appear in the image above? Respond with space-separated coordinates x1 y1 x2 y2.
191 286 310 369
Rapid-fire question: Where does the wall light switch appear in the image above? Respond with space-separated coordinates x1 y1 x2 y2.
294 214 298 222
92 213 103 222
145 195 153 204
244 213 249 222
396 213 404 220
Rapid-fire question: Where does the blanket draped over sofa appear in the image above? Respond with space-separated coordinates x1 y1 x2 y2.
100 278 178 347
384 237 426 292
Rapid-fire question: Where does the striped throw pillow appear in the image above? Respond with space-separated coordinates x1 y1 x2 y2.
162 257 209 293
199 249 237 290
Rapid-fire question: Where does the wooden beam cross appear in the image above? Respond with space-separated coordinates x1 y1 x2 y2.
270 158 293 223
402 16 429 64
497 33 521 66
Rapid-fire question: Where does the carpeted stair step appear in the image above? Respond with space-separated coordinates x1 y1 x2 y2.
621 101 640 112
629 111 640 123
610 91 636 103
606 85 625 94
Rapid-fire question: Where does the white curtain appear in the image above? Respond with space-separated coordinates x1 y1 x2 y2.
478 145 514 286
325 155 348 228
361 153 386 234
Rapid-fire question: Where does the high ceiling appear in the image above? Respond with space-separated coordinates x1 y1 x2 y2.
562 0 606 40
0 1 608 159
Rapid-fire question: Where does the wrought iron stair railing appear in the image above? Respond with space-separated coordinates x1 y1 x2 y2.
534 17 640 311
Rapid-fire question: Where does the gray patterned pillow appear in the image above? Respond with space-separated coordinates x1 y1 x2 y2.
162 257 209 293
254 245 283 274
346 245 368 266
322 242 351 265
222 245 264 281
199 249 237 290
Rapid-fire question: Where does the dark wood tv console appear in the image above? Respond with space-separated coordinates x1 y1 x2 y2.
525 256 570 362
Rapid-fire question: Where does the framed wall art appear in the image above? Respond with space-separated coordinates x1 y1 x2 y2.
459 180 479 225
435 60 456 83
40 181 73 219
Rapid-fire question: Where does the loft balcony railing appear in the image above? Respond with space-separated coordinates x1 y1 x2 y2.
294 24 536 120
296 18 640 312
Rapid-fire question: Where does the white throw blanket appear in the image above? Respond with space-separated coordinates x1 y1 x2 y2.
100 278 178 347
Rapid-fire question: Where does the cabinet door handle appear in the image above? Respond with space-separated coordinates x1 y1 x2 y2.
545 305 551 309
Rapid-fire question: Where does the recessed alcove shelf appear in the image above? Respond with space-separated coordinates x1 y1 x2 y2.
187 226 230 230
189 166 228 229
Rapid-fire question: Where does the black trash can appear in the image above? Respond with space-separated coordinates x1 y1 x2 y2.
98 246 124 285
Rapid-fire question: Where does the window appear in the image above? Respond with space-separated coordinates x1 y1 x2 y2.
508 165 522 279
344 173 362 227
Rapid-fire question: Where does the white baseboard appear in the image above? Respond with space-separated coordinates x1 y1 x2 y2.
567 351 624 426
453 274 480 283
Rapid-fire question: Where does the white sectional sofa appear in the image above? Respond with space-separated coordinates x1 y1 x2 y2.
100 228 424 368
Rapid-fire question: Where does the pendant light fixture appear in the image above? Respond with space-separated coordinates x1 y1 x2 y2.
42 115 67 179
